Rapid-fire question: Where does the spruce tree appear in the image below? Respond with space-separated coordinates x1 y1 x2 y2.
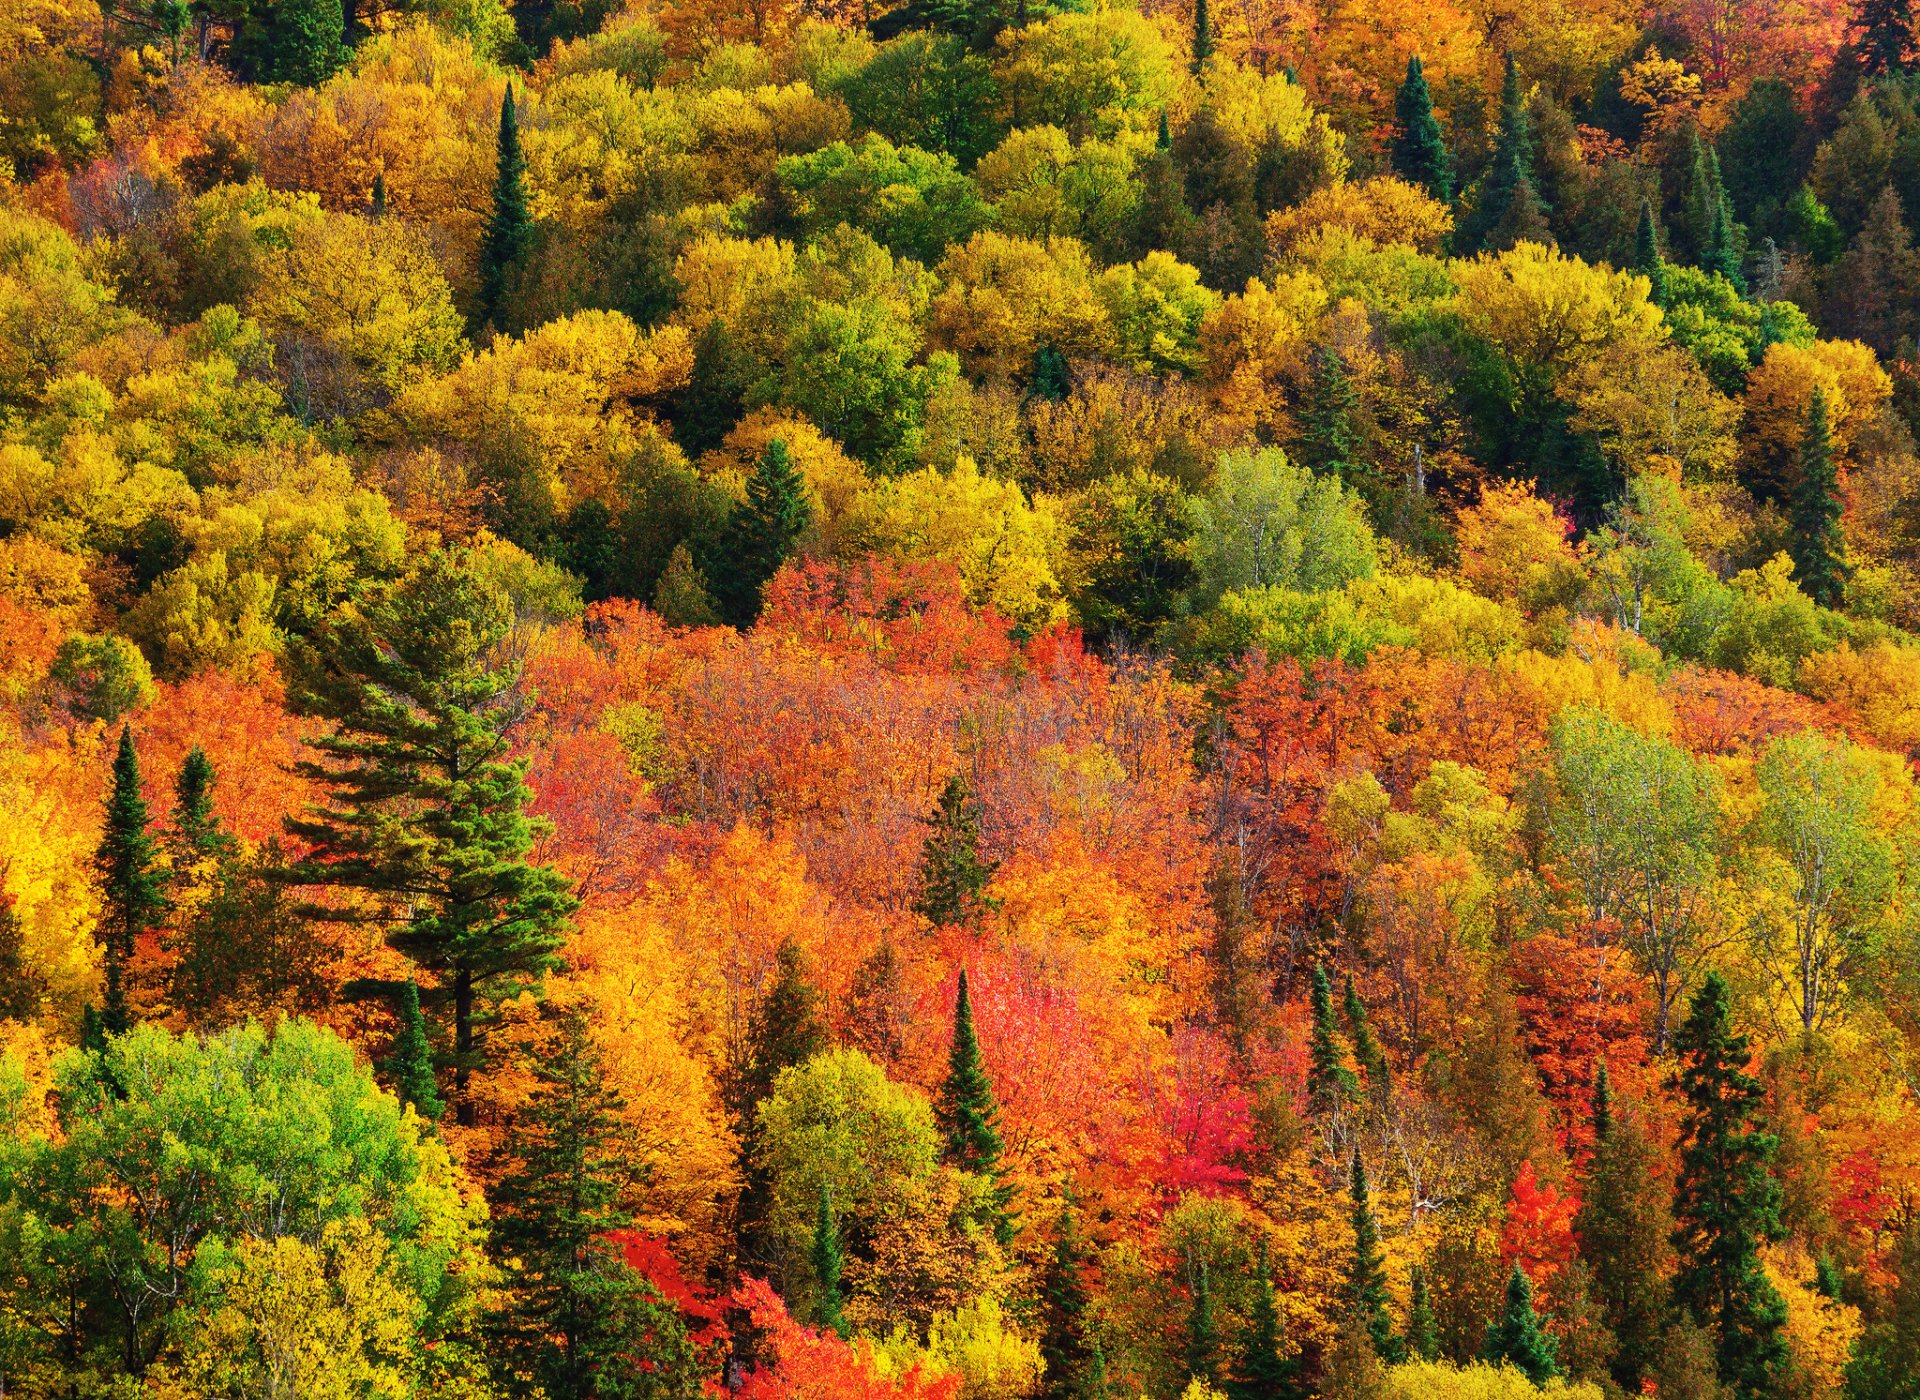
1405 1264 1439 1364
1482 1264 1559 1384
1704 167 1747 291
1234 1240 1305 1400
938 969 1014 1242
1574 1065 1673 1392
913 773 999 930
1466 54 1549 251
1847 1216 1920 1399
811 1183 849 1338
735 940 827 1269
1790 387 1849 608
1185 1262 1221 1387
370 172 387 218
170 746 230 866
479 85 534 333
1190 0 1212 73
1308 963 1359 1118
1392 56 1453 204
714 437 811 627
386 978 445 1123
1040 1199 1095 1400
1348 1153 1399 1361
1671 972 1791 1400
1635 200 1668 306
95 727 166 1036
284 548 575 1123
1343 976 1391 1116
1854 0 1916 77
1298 345 1365 494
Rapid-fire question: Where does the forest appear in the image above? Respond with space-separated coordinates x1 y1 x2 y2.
8 0 1920 1392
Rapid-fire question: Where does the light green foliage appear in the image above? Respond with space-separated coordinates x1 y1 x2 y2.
975 126 1142 254
0 209 126 412
124 551 280 678
48 633 153 722
991 10 1181 141
777 135 993 264
1097 251 1219 376
1660 266 1813 393
1188 447 1379 604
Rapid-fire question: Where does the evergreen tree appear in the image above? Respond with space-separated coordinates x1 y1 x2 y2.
1671 972 1791 1400
1308 964 1359 1117
1039 1200 1095 1400
1591 1060 1614 1144
1348 1154 1399 1361
170 746 230 866
1186 1262 1221 1387
1157 108 1173 154
1465 54 1549 251
1234 1241 1305 1400
1342 976 1391 1116
938 969 1014 1242
1814 1252 1844 1300
1391 56 1453 203
1298 345 1365 495
1635 200 1669 306
1703 167 1747 291
234 0 345 84
741 939 828 1115
1190 0 1211 72
811 1183 849 1338
674 318 752 456
370 172 387 218
1405 1265 1439 1364
95 727 166 1036
284 549 575 1123
713 438 811 626
913 773 999 929
1854 0 1916 77
1847 1216 1920 1399
479 85 534 333
1482 1265 1559 1384
1575 1065 1673 1392
386 978 445 1123
1790 388 1850 608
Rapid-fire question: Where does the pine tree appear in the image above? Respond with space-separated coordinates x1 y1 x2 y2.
1703 162 1747 291
284 548 575 1123
938 969 1014 1243
1847 1216 1920 1399
1790 387 1850 608
370 172 387 218
1343 976 1390 1116
1405 1265 1439 1364
1185 1261 1222 1386
1854 0 1916 77
1482 1265 1559 1384
1348 1154 1399 1361
811 1183 849 1338
95 727 166 1036
652 543 722 628
1671 972 1791 1400
1190 0 1212 73
1157 108 1173 154
1308 964 1359 1118
913 773 999 930
1814 1252 1844 1300
479 85 533 332
1574 1066 1672 1392
386 978 445 1123
1298 345 1365 494
1635 200 1669 306
1466 54 1549 251
1392 56 1453 203
714 437 811 626
171 746 230 866
741 939 828 1114
1234 1241 1305 1400
1039 1200 1094 1400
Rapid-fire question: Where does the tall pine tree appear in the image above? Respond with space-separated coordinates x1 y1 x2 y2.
1234 1240 1305 1400
284 548 575 1123
479 85 533 332
1392 56 1453 203
1482 1265 1559 1384
1575 1065 1674 1392
1348 1153 1400 1361
713 437 811 626
1790 387 1849 607
811 1183 849 1338
913 773 999 930
1854 0 1916 77
95 727 166 1036
1671 972 1790 1400
1308 964 1359 1118
938 969 1014 1243
1298 345 1367 498
1185 1262 1221 1387
1466 54 1549 251
1190 0 1212 73
1635 200 1669 306
1040 1199 1095 1400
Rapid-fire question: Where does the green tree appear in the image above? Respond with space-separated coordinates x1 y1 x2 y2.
1855 0 1917 76
1343 976 1390 1117
1039 1199 1094 1400
169 840 332 1025
385 978 445 1124
811 1183 849 1338
713 438 811 627
1847 1216 1920 1399
284 548 575 1123
170 747 231 867
735 940 829 1269
232 0 345 84
1670 972 1790 1399
1308 964 1359 1118
479 85 534 332
1464 54 1548 251
1190 0 1212 72
1574 1065 1672 1392
1234 1240 1305 1399
938 969 1014 1243
1186 1261 1221 1386
1348 1153 1398 1361
1482 1265 1559 1384
1789 388 1849 608
1635 200 1669 306
1392 56 1453 203
1405 1265 1439 1364
96 726 166 1035
913 774 999 930
1297 345 1368 500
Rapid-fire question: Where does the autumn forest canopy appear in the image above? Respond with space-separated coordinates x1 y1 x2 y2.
17 0 1920 1393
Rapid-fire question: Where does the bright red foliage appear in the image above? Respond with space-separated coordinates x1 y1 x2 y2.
732 1277 960 1400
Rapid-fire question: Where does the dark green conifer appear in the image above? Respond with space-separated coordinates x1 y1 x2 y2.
1392 56 1453 203
1190 0 1212 73
811 1183 849 1338
1234 1240 1305 1400
479 85 534 332
1406 1264 1440 1363
1308 964 1359 1117
1466 54 1549 251
1298 344 1364 492
1790 388 1849 608
714 437 811 626
370 172 387 218
1575 1065 1672 1392
1185 1261 1221 1387
1348 1153 1399 1361
1040 1199 1095 1400
96 727 166 1036
741 939 828 1113
1671 972 1790 1399
913 773 998 930
1847 1216 1920 1398
387 978 445 1123
1855 0 1916 78
1814 1252 1844 1300
1157 109 1173 154
938 969 1014 1242
1343 976 1390 1116
1483 1264 1560 1384
1030 343 1073 401
1635 201 1668 306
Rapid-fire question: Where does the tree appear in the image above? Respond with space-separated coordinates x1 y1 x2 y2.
1039 1200 1094 1400
913 774 999 930
1234 1241 1305 1399
96 726 166 1036
1574 1065 1671 1391
232 0 345 84
1392 56 1453 203
1308 964 1359 1118
479 85 533 333
0 897 41 1022
845 938 909 1066
1343 976 1390 1117
1186 1262 1221 1387
1482 1265 1559 1384
742 939 829 1114
1190 0 1211 72
1348 1154 1398 1361
284 549 575 1123
1789 388 1848 608
385 978 444 1123
1404 1265 1439 1364
1635 200 1668 306
1847 1216 1920 1399
1297 345 1365 497
1465 55 1548 251
937 969 1013 1243
1853 0 1915 77
170 747 231 867
811 1184 849 1338
1671 973 1790 1399
713 438 812 626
